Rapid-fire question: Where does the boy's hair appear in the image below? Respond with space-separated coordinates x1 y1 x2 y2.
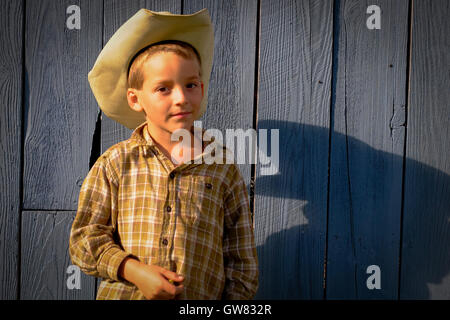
127 40 202 90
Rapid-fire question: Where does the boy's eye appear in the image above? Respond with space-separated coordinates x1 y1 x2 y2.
186 83 198 89
157 87 169 93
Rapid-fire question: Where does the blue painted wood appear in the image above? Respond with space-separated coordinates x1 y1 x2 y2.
23 0 103 210
400 0 450 299
21 0 103 300
326 0 409 299
21 211 96 300
0 0 447 301
254 0 333 299
24 0 103 210
0 0 23 300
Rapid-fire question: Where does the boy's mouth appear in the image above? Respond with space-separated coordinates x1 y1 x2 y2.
171 112 192 118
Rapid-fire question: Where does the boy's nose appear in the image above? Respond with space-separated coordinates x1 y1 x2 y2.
173 87 188 105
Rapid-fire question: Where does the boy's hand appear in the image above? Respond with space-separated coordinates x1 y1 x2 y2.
119 258 184 300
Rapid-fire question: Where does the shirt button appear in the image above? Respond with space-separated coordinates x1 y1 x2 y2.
169 172 175 179
166 205 172 212
162 238 168 246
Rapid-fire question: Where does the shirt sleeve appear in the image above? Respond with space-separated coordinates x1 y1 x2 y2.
69 153 134 282
222 165 259 299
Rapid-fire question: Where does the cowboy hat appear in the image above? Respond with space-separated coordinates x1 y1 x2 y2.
88 9 214 129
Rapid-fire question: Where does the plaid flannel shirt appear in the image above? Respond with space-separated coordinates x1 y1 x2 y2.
69 122 258 299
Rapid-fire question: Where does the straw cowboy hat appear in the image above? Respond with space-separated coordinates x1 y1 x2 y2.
88 9 214 130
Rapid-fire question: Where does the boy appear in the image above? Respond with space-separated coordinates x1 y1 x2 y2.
69 9 258 300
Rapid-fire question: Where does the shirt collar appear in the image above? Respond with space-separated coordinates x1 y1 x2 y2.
129 121 152 146
129 121 209 147
128 121 230 162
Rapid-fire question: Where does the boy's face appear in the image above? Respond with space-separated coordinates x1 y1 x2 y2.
127 52 204 138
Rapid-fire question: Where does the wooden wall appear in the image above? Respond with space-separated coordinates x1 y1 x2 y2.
0 0 448 300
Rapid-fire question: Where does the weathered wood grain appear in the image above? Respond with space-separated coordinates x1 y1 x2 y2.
326 0 409 299
0 0 23 300
23 0 103 210
400 0 450 299
254 0 333 299
5 0 449 302
100 0 181 154
20 211 96 300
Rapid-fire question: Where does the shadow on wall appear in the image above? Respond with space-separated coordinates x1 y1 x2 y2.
252 120 449 300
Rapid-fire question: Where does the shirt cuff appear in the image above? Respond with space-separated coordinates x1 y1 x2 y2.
97 246 134 281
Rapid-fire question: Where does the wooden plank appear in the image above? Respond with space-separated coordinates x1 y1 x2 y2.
326 0 409 299
254 0 333 299
183 0 257 186
400 0 450 300
23 0 103 210
0 0 23 300
100 0 181 154
20 211 96 300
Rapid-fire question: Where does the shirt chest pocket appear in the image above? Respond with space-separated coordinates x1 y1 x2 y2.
178 175 222 232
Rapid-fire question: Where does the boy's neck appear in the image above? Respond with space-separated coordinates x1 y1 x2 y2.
146 122 203 166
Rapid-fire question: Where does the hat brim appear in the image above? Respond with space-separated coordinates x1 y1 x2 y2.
88 9 214 130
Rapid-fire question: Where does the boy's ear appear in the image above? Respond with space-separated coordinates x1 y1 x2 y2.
127 88 143 112
201 82 204 98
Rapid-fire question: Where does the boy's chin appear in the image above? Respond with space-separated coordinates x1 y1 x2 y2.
169 123 194 134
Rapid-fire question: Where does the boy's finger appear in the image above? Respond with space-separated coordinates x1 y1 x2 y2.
168 277 185 285
174 284 184 295
162 281 184 298
162 269 184 282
